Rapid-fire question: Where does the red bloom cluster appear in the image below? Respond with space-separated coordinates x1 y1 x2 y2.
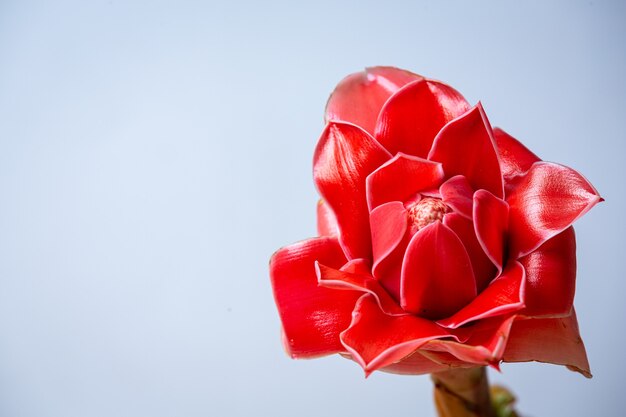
270 67 601 376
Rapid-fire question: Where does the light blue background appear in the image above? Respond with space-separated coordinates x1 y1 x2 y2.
0 1 624 416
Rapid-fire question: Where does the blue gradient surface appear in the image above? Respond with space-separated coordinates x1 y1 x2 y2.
0 1 624 416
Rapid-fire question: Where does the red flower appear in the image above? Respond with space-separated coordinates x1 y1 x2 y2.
270 67 601 377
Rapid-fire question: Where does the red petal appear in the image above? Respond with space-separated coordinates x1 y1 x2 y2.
316 199 338 236
443 213 496 292
519 227 577 317
424 315 516 366
370 202 408 274
379 351 453 375
440 175 474 219
503 311 591 378
429 103 504 198
313 122 391 260
437 261 525 328
366 153 444 210
269 237 360 358
493 127 540 181
340 258 371 275
375 79 470 158
340 294 455 375
473 190 509 273
418 350 479 368
325 67 423 136
401 221 476 319
316 262 406 315
507 162 602 258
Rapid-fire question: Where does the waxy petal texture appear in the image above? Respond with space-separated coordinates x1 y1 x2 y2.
379 351 452 375
437 262 525 329
493 127 540 181
504 312 591 378
425 315 516 366
443 213 496 292
376 80 470 158
316 199 338 236
314 122 391 260
429 104 504 198
270 67 600 378
270 237 360 358
341 294 456 375
368 202 408 301
366 153 444 210
473 190 509 273
440 175 474 219
519 227 577 317
370 202 408 275
507 162 602 258
401 221 476 319
316 262 406 315
325 67 423 136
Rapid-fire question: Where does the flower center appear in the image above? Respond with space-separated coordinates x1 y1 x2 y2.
406 197 449 233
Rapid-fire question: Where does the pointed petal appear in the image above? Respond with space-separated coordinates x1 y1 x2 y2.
366 153 444 210
519 227 577 317
401 221 476 319
503 311 591 378
437 261 526 328
424 315 516 366
316 262 406 315
375 79 470 158
443 213 496 292
269 237 360 358
493 127 540 180
428 103 504 198
440 175 474 219
325 67 424 136
507 162 602 258
314 122 391 260
340 294 455 375
473 190 509 273
316 199 338 236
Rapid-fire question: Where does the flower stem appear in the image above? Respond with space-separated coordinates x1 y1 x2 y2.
431 367 496 417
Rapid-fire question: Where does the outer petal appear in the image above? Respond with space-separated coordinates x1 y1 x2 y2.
519 227 576 317
437 261 526 328
325 66 423 136
314 122 391 260
503 311 591 378
270 237 361 358
340 294 456 376
375 79 470 158
428 103 504 199
473 190 509 273
418 350 479 368
507 162 602 258
366 153 444 210
424 315 516 367
443 213 496 292
401 221 476 319
316 199 338 236
380 351 454 375
440 175 473 219
316 262 406 315
493 127 540 181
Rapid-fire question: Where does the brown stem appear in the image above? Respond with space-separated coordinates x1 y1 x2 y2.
431 367 496 417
